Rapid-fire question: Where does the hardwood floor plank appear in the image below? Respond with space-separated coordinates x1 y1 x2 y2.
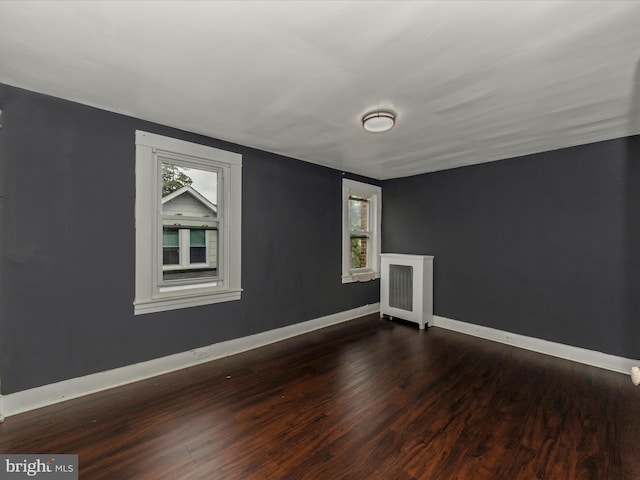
1 314 638 479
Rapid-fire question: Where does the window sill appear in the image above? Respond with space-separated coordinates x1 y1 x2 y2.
341 271 380 284
134 289 242 315
163 263 211 270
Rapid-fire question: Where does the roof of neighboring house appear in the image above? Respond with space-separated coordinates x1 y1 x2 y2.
162 185 217 216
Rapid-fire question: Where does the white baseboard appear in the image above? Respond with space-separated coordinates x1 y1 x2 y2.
0 303 379 419
3 305 633 420
432 315 639 375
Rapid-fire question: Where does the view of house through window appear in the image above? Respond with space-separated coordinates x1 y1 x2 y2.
349 195 370 269
161 162 220 282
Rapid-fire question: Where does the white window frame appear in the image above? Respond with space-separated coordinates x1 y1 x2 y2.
135 131 242 314
342 179 382 283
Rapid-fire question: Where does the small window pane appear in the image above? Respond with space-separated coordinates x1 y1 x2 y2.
349 196 369 231
163 228 179 247
163 228 180 265
351 236 368 269
190 229 206 247
190 229 207 263
163 247 179 265
190 247 207 263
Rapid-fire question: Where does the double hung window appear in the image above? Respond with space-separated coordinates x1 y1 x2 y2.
342 179 381 283
348 194 372 269
134 131 242 314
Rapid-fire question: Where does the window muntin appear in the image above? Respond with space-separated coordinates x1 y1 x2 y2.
342 179 381 283
135 131 242 315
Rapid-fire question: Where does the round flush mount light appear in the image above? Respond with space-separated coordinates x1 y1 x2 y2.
362 110 396 133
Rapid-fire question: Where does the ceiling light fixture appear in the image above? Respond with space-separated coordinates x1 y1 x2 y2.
362 110 396 133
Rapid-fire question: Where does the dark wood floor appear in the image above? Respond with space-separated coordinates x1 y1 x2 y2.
1 314 639 479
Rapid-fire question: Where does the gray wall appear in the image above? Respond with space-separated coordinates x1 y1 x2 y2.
3 80 637 396
0 84 379 394
382 136 640 359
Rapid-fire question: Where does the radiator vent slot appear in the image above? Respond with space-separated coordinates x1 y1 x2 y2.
389 265 413 311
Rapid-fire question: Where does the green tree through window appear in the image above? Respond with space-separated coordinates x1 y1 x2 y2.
162 164 193 196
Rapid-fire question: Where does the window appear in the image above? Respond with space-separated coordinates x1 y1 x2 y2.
349 195 371 269
134 131 242 314
342 179 381 283
162 227 213 273
159 166 219 281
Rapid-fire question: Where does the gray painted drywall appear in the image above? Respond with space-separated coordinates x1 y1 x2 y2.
382 136 640 359
0 83 379 394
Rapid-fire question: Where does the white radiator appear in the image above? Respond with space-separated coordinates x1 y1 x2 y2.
380 254 434 329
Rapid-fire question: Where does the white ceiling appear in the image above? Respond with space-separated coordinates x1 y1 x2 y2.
1 1 640 180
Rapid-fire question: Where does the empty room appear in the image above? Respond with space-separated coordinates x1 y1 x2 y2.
1 1 639 479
